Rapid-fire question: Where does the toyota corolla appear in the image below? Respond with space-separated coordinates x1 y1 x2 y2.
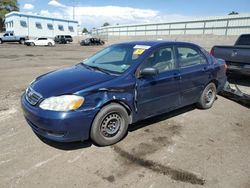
21 41 227 146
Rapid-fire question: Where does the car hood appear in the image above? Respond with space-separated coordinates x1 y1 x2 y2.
30 64 116 98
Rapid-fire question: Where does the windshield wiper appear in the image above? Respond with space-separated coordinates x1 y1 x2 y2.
80 63 93 70
88 65 113 75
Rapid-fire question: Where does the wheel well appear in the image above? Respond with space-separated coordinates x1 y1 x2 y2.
209 79 218 88
101 100 133 123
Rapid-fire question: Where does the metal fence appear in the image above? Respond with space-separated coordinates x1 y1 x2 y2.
92 14 250 41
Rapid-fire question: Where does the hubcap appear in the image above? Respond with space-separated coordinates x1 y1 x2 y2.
205 88 214 103
100 113 122 137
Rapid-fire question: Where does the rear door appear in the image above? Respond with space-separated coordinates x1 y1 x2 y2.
176 45 211 106
136 45 181 119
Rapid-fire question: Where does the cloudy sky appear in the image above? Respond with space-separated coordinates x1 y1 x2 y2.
19 0 250 29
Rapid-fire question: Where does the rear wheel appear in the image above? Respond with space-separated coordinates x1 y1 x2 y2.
197 82 217 109
48 42 52 46
0 39 2 44
90 103 129 146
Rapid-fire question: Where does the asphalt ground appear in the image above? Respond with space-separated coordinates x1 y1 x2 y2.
0 43 249 188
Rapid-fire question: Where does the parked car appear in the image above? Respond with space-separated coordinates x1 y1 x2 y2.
25 38 55 47
80 38 105 46
54 35 73 44
211 34 250 76
21 41 227 146
0 32 28 44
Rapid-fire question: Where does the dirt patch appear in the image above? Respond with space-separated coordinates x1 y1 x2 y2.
0 107 9 112
112 145 205 185
102 175 115 183
0 55 19 59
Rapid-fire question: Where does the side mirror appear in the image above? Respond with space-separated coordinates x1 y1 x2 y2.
139 67 158 77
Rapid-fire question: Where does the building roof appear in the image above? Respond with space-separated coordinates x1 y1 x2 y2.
5 11 78 24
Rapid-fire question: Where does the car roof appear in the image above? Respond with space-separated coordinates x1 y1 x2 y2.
114 40 201 48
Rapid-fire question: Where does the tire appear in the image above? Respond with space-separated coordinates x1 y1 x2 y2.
90 103 129 146
197 82 217 109
0 39 2 44
30 42 35 47
48 42 52 46
19 39 25 44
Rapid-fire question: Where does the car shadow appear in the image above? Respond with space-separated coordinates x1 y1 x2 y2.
37 104 196 150
36 133 93 150
128 104 196 132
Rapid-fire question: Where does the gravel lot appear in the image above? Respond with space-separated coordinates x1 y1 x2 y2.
0 43 249 188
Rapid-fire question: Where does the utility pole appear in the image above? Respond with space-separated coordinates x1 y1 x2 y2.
73 6 75 20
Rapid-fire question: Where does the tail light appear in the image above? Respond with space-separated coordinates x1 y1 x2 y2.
224 63 228 69
210 47 215 56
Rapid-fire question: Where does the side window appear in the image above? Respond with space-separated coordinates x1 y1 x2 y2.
141 47 176 73
47 23 53 30
68 26 74 32
177 47 207 68
10 33 13 36
58 25 64 31
36 22 42 29
20 20 27 27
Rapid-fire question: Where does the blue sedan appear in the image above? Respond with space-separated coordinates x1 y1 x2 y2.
21 41 227 146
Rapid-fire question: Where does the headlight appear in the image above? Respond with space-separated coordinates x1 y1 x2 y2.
39 95 84 111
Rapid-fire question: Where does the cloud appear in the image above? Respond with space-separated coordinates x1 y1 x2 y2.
48 0 66 8
23 3 34 10
45 2 194 29
39 10 66 19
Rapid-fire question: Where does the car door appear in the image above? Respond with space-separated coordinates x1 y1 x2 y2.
3 33 10 42
36 38 46 45
9 33 16 42
136 46 181 119
176 45 211 106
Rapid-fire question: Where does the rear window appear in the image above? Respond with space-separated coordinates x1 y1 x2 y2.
235 35 250 45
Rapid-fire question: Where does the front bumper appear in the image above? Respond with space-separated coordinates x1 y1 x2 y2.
21 94 97 142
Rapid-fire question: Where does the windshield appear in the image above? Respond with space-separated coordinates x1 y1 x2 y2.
82 44 149 74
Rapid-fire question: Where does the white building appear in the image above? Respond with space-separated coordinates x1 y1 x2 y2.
4 11 78 38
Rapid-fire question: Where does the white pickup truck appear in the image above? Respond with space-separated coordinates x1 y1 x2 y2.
0 32 29 44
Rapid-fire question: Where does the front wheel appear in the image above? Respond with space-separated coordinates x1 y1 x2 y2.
90 103 129 146
0 39 2 44
19 39 25 44
48 42 52 46
197 82 217 109
30 42 35 47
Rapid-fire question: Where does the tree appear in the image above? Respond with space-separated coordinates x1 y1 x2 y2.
0 0 19 32
102 22 110 27
82 27 88 33
228 11 239 15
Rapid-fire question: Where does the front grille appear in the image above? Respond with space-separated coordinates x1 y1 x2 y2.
25 87 43 105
